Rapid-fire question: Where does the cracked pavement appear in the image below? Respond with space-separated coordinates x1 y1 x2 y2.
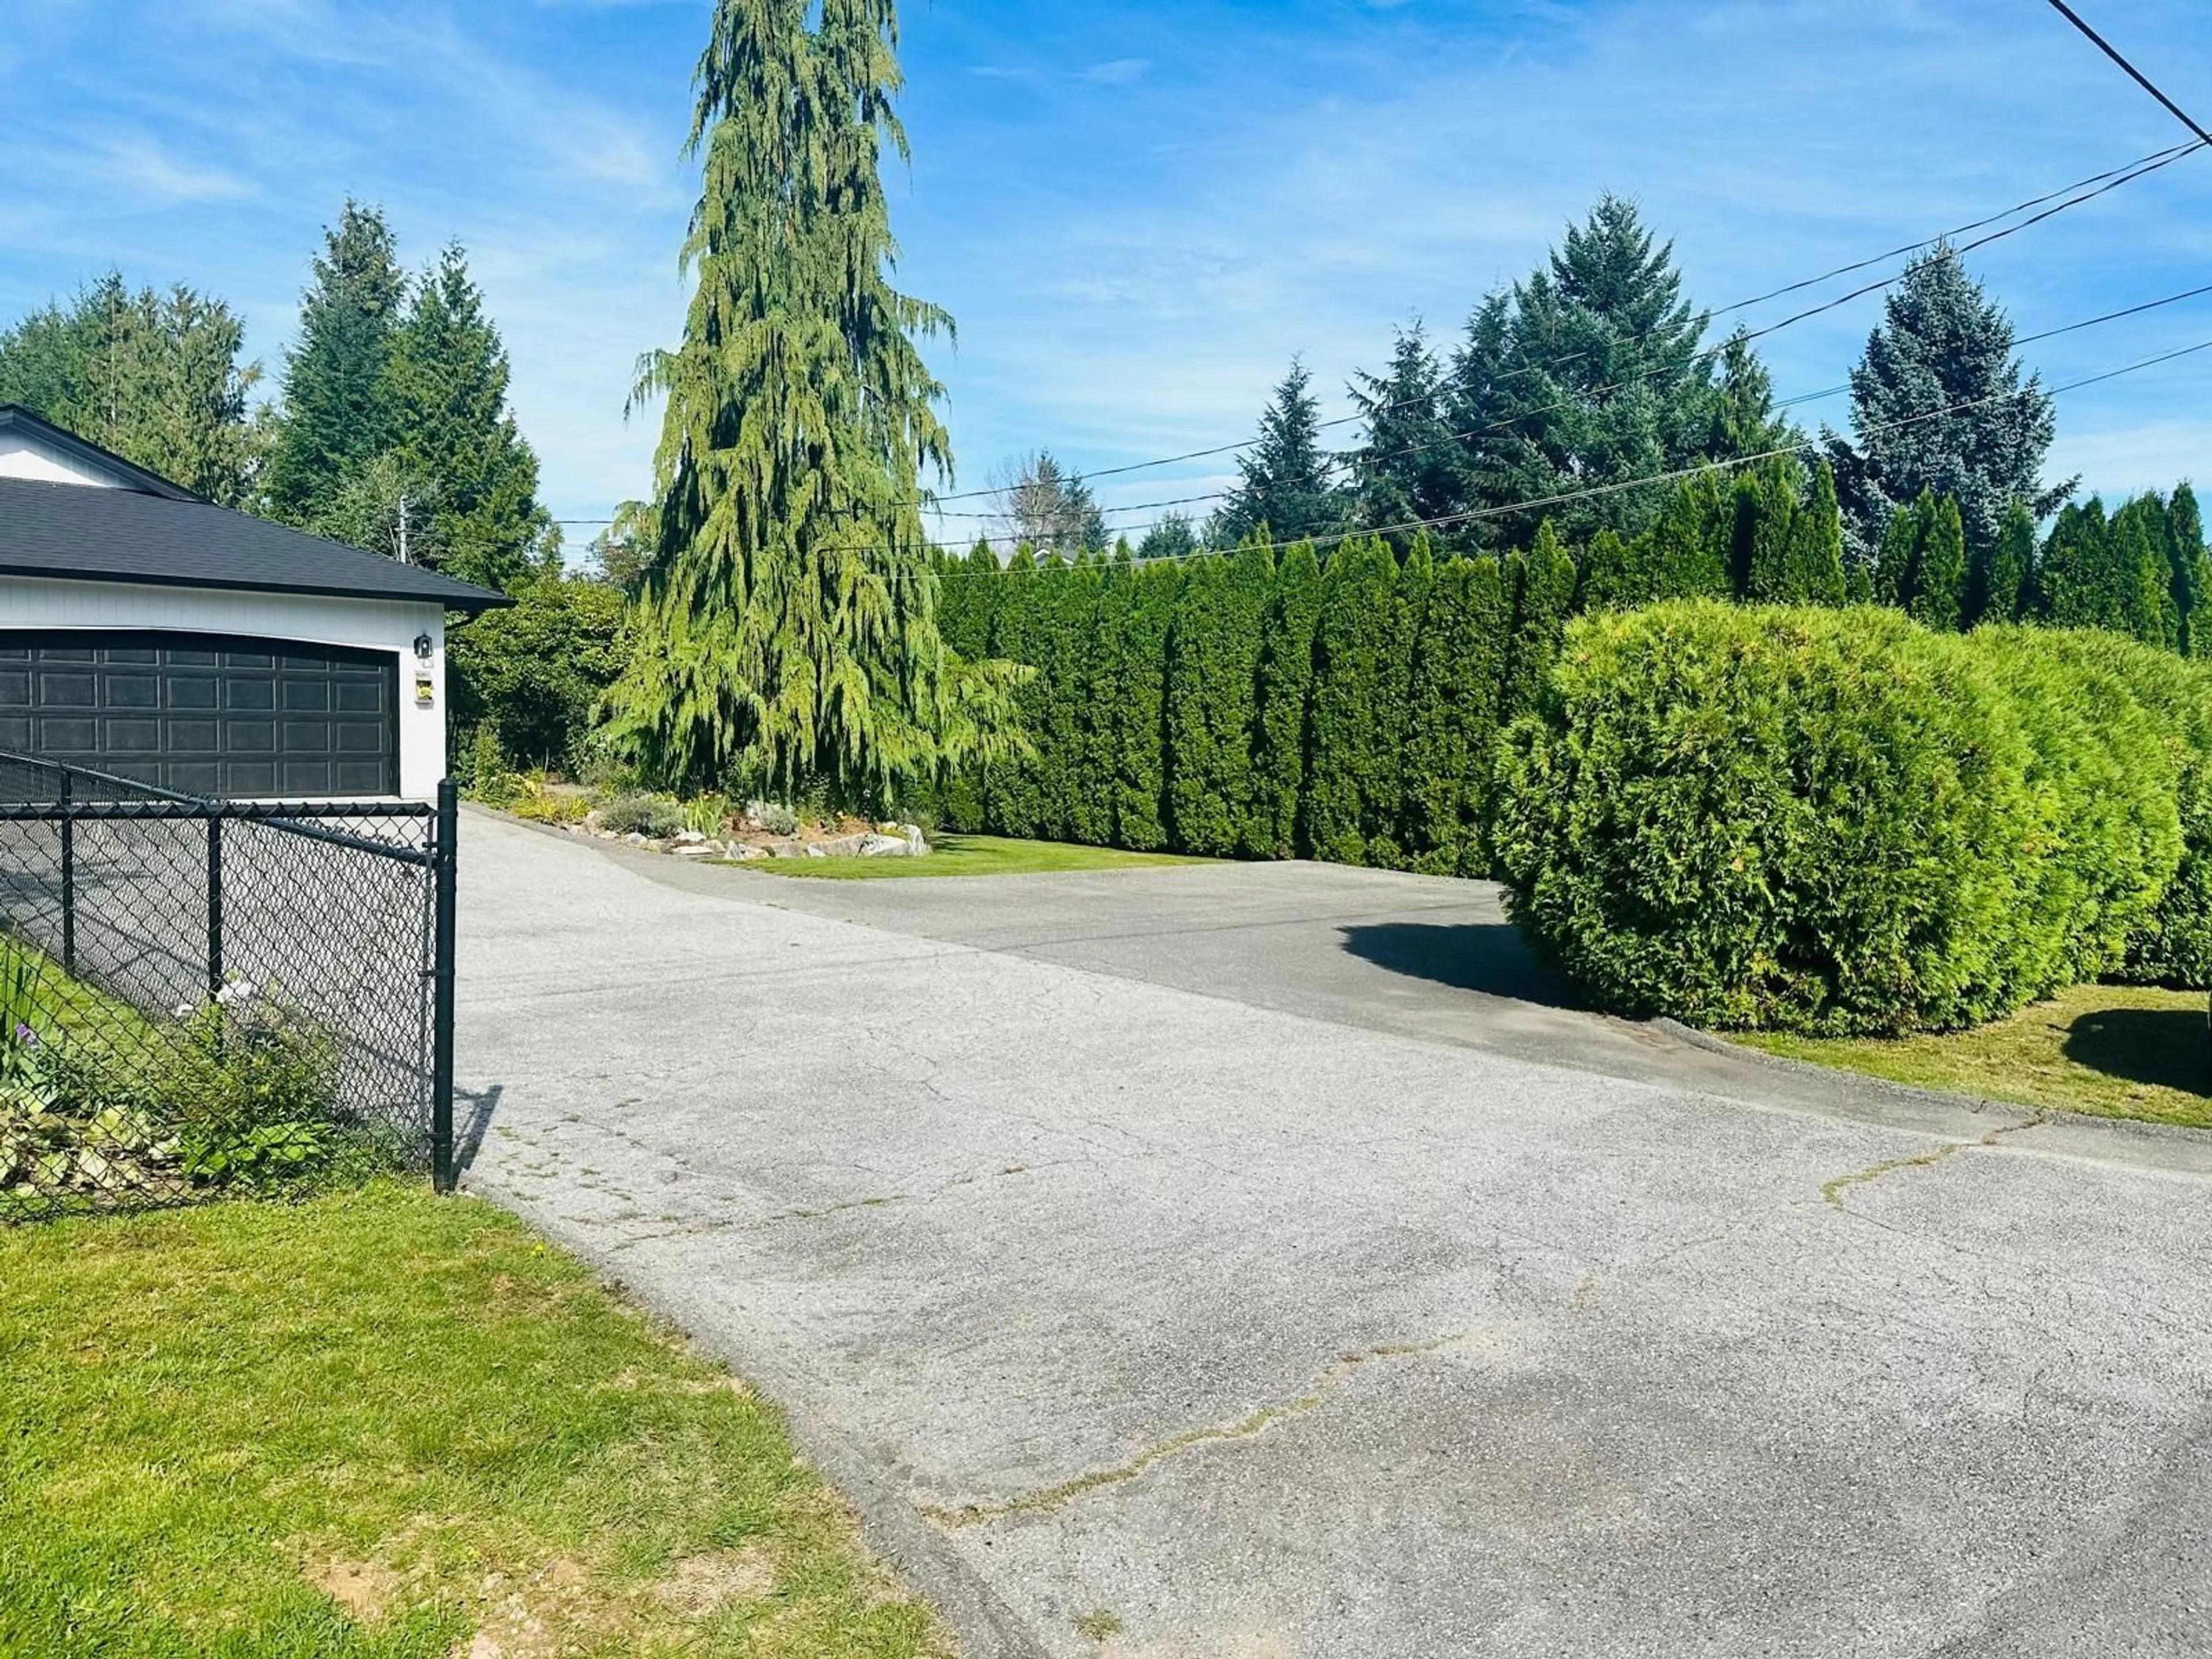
457 811 2212 1658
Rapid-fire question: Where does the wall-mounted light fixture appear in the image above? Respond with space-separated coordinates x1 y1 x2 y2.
412 632 434 662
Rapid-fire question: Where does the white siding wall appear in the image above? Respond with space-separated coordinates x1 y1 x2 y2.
0 433 127 488
0 575 449 801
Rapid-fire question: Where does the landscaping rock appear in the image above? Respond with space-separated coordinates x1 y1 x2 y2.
858 833 911 858
764 840 806 858
674 830 708 846
813 834 870 858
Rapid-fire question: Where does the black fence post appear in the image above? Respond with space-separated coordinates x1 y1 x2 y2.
430 778 459 1195
58 768 75 976
204 809 223 1000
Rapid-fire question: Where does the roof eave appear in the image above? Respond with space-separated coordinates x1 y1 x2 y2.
0 562 515 613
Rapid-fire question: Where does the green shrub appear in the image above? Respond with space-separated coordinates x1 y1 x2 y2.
2041 631 2212 986
1493 601 2073 1035
1970 628 2181 988
598 793 685 839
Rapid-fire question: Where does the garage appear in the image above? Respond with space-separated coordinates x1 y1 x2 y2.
0 631 399 798
0 404 506 800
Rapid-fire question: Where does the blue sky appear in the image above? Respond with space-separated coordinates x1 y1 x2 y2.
2 0 2209 549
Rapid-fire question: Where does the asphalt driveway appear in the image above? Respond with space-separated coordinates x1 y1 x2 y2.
456 811 2212 1658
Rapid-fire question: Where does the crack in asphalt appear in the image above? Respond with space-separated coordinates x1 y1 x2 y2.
1821 1118 2046 1211
918 1331 1475 1531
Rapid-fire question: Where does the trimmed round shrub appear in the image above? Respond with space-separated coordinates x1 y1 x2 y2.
1969 627 2181 991
1493 601 2096 1035
2041 632 2212 988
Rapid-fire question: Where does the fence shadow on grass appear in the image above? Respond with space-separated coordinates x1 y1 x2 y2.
1336 921 1590 1010
2061 1006 2208 1097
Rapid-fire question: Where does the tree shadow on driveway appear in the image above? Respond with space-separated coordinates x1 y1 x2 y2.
2062 1006 2207 1096
1338 921 1590 1010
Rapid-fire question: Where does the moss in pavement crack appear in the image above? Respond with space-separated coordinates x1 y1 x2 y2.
918 1332 1469 1529
1821 1118 2043 1211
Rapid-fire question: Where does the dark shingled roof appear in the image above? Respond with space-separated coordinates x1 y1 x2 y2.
0 408 509 612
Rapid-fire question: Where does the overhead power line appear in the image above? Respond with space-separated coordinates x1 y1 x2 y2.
2043 0 2212 144
935 329 2212 567
912 275 2212 529
891 135 2205 513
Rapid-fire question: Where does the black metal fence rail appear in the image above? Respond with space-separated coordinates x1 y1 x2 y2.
0 752 457 1221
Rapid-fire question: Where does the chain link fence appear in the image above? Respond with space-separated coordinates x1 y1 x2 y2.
0 752 456 1222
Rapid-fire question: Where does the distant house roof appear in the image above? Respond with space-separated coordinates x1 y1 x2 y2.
0 406 510 613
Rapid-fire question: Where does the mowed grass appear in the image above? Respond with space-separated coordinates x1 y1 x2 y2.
0 1183 946 1659
1740 981 2210 1130
736 832 1210 880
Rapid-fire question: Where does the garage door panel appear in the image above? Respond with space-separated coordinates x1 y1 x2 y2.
225 760 279 796
43 717 97 749
0 631 397 797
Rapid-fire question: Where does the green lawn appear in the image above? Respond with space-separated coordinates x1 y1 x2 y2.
734 832 1210 880
0 1183 947 1658
1740 981 2210 1131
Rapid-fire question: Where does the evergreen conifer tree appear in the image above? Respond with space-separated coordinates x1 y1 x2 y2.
1642 473 1733 601
1908 494 1967 631
1786 461 1848 604
1247 540 1323 857
1137 513 1198 561
1212 359 1346 545
1976 502 2036 626
985 551 1050 836
1735 457 1801 601
1446 196 1743 548
2172 484 2209 656
1055 557 1109 843
1369 534 1437 869
2033 501 2109 627
382 243 549 592
606 0 1011 805
266 201 405 528
1347 323 1459 538
2110 500 2174 648
1574 529 1642 612
1302 537 1400 864
1499 521 1577 724
1165 538 1272 855
1873 492 1927 610
1399 554 1512 874
1109 560 1180 849
1823 247 2068 568
0 276 264 507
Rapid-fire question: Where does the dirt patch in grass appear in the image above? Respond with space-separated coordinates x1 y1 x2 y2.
650 1543 778 1616
1739 982 2210 1131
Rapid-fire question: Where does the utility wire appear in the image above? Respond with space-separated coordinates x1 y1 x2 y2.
916 274 2212 529
938 330 2212 567
2043 0 2212 144
891 135 2204 512
558 131 2210 534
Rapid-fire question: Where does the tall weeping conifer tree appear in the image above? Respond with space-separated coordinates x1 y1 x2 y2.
608 0 1014 806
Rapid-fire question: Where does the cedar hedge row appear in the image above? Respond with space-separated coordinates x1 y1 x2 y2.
1491 601 2209 1035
